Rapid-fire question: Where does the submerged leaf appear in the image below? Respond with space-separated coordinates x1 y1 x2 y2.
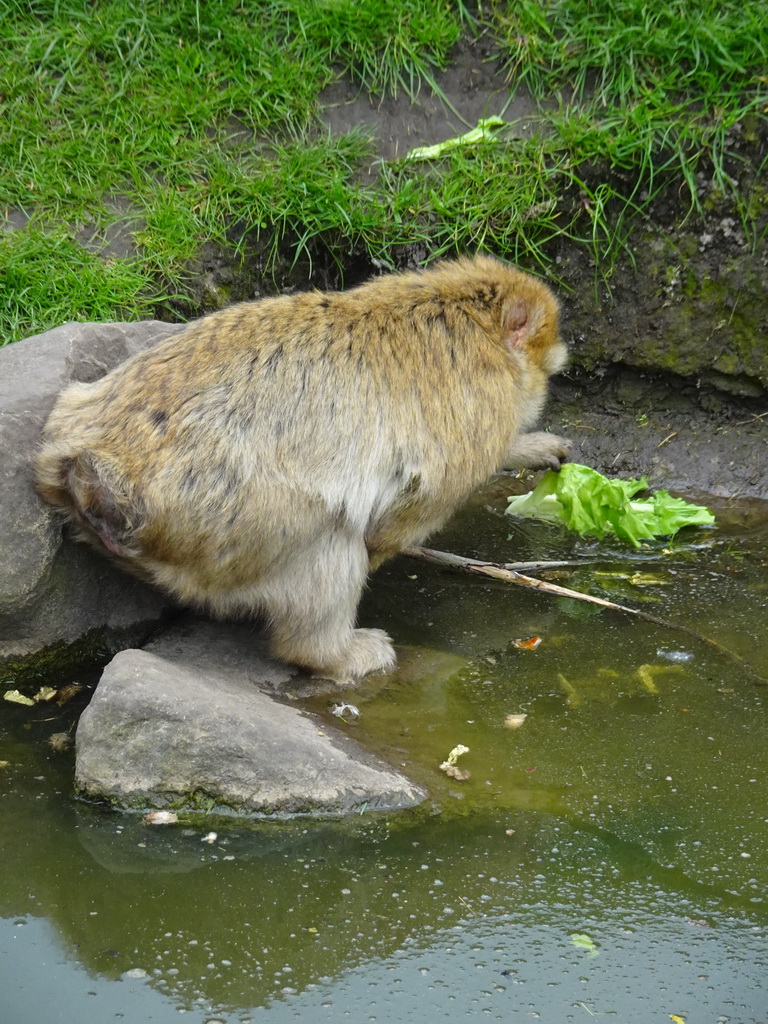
56 684 84 705
507 464 715 547
570 932 601 956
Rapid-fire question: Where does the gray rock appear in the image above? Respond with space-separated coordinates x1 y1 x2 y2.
0 320 185 675
75 621 427 817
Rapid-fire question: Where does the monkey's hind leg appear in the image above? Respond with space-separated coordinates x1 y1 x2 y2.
37 448 141 558
263 530 397 685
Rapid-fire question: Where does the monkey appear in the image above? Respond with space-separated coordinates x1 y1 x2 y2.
36 255 570 683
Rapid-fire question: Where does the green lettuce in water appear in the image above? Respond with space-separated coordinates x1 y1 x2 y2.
506 463 716 547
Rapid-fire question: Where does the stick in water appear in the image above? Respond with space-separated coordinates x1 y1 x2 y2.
402 546 766 685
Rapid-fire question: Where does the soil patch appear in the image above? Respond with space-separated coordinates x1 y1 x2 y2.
549 366 768 500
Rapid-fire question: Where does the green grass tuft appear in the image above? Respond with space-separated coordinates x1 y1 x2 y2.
495 0 768 212
498 0 768 105
0 228 158 343
266 0 466 97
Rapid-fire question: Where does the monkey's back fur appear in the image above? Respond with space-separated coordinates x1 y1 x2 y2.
36 256 567 681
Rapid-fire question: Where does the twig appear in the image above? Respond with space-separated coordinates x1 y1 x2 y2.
733 410 768 427
404 548 596 572
402 546 766 685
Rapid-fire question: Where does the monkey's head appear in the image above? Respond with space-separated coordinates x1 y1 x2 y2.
500 273 567 377
428 255 567 379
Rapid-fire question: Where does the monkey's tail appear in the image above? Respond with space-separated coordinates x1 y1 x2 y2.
36 444 143 558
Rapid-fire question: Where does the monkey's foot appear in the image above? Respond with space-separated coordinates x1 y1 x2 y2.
312 628 397 686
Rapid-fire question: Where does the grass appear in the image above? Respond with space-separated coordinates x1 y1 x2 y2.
495 0 768 211
497 0 767 104
0 227 158 341
0 0 766 344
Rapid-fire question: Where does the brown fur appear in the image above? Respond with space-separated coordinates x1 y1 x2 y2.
36 256 569 682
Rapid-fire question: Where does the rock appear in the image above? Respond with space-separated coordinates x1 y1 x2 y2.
75 620 428 817
0 320 185 679
557 227 768 397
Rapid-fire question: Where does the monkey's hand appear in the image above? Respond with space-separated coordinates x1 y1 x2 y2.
501 432 573 473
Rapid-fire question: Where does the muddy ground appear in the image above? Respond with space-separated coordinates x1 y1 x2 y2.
549 366 767 500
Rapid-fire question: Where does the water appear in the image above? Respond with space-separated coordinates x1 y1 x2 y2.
2 485 767 1023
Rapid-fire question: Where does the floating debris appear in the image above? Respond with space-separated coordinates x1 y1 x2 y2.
657 648 694 663
511 636 542 651
4 682 85 708
441 744 469 767
48 732 73 753
439 744 471 781
330 702 360 720
504 713 528 729
201 831 218 844
594 570 670 586
56 683 84 705
142 810 178 825
3 689 34 706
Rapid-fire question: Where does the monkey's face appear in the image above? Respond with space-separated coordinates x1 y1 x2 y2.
545 335 568 376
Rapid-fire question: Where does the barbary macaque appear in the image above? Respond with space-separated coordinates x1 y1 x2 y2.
36 256 570 682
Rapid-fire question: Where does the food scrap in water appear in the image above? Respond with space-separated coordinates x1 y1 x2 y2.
439 744 471 781
142 810 179 825
507 463 715 546
3 690 34 706
511 636 542 651
330 702 360 719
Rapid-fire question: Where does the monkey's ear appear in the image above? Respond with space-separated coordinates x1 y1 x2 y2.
502 300 532 351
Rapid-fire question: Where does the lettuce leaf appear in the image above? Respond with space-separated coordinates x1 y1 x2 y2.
506 463 715 547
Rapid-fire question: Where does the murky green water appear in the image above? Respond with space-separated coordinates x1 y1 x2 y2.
2 485 767 1023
